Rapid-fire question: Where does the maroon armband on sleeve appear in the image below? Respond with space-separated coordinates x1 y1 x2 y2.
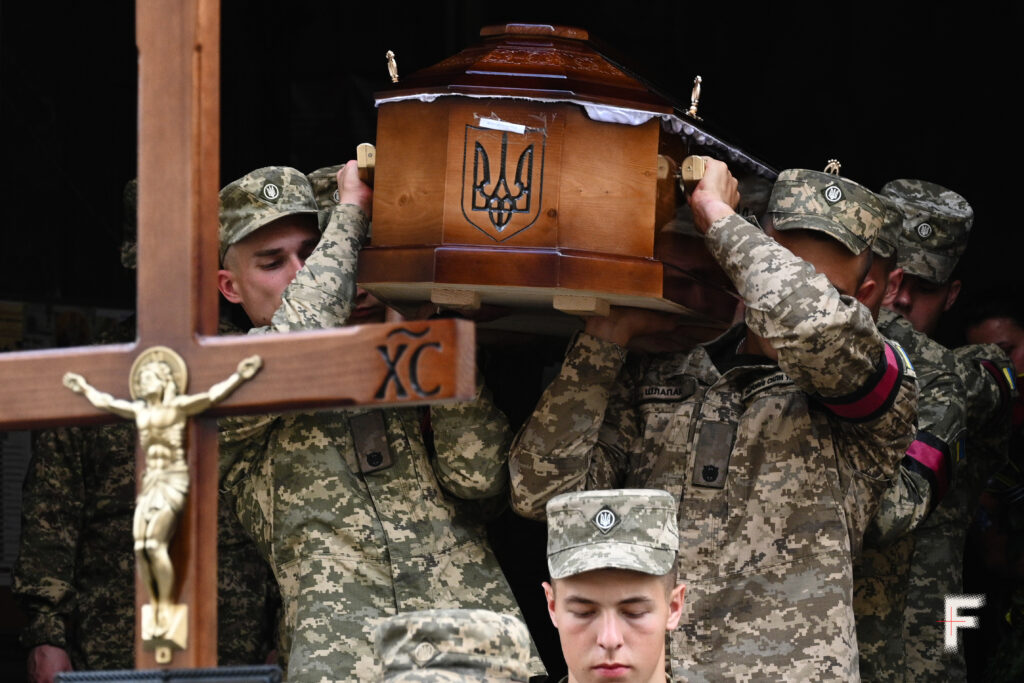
903 430 955 506
818 341 909 422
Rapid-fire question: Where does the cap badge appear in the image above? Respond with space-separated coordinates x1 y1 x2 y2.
262 183 281 201
916 222 933 238
412 641 437 666
822 184 843 205
593 506 619 534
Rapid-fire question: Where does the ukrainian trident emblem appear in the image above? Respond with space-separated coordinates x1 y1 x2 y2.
461 123 546 241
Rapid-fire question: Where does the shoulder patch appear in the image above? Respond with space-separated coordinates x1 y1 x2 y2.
891 340 914 374
1003 365 1017 392
741 371 793 402
953 434 965 467
980 359 1016 406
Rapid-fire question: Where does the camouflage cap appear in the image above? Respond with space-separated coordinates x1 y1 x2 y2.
307 164 344 210
218 166 319 262
546 489 678 579
871 195 902 260
767 168 885 254
375 608 533 682
307 164 344 231
880 178 973 284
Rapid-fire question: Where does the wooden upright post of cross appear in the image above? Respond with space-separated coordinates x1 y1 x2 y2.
0 0 475 670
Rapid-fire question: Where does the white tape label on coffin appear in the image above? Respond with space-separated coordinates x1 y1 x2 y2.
478 117 527 134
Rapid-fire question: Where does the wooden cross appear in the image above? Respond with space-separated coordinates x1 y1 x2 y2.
0 0 475 670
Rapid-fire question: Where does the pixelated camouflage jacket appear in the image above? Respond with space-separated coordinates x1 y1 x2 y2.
896 342 1016 682
853 307 967 682
509 212 918 682
954 343 1016 502
12 317 279 670
375 608 534 682
218 203 540 683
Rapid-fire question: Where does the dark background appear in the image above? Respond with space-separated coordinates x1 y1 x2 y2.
2 1 1020 678
2 1 1021 335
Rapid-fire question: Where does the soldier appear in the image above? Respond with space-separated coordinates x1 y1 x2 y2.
216 163 542 681
509 160 918 681
965 297 1024 394
880 179 1017 681
886 179 968 339
543 489 684 683
961 296 1024 680
374 608 535 681
12 180 279 682
851 195 968 681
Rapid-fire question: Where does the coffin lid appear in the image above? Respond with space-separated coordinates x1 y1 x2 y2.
376 23 777 179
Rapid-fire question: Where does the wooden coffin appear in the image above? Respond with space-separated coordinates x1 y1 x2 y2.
360 24 776 330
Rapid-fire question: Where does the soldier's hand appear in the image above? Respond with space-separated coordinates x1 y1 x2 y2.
27 644 73 683
585 306 680 347
336 160 373 218
237 355 262 379
688 157 739 234
63 372 85 393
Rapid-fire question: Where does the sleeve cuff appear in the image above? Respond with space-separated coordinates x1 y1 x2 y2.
570 332 629 380
20 613 68 650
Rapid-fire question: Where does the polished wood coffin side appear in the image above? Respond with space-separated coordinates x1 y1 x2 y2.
372 101 448 246
557 107 657 256
363 96 663 308
374 99 659 256
357 246 662 299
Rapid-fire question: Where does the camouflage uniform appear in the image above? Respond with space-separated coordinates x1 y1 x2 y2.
878 179 1017 681
374 608 534 681
853 307 967 681
898 343 1014 681
12 316 279 670
216 167 538 682
510 169 918 681
852 196 969 681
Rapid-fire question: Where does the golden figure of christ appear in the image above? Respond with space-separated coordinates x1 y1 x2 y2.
63 347 262 639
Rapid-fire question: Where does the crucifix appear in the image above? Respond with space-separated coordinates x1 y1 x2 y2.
0 0 475 671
